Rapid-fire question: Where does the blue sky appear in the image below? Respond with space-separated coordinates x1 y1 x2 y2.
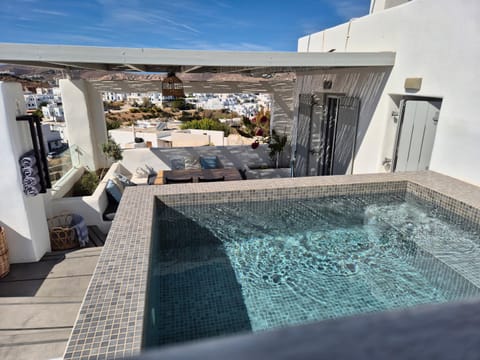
1 0 370 51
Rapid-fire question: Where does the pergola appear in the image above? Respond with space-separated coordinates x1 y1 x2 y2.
0 43 395 74
0 43 395 264
0 42 395 94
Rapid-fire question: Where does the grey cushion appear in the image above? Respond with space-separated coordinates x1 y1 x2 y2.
170 158 185 170
115 173 136 187
185 156 201 169
106 179 122 203
200 156 219 169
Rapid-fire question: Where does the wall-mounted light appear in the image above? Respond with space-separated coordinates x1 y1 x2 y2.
404 77 422 92
323 80 333 90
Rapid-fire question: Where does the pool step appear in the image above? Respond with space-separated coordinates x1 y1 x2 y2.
87 226 107 247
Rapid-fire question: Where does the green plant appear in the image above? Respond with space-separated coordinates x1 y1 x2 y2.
242 116 255 131
181 118 230 137
141 97 153 108
171 99 194 111
268 130 288 168
102 136 123 162
72 171 99 196
32 108 43 119
106 119 121 130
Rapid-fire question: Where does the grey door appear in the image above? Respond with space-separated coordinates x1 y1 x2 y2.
394 99 441 172
306 95 325 176
294 94 314 177
294 94 360 177
331 97 360 175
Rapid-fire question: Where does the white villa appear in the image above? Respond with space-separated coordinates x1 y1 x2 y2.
0 0 479 358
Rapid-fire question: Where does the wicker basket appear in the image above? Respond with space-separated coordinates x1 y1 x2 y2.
47 215 79 251
0 226 10 278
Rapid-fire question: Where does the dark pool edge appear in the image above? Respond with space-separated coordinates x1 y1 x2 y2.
124 297 480 360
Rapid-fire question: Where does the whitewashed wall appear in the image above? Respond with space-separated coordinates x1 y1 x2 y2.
291 67 392 175
109 128 159 148
0 82 50 263
60 79 108 171
298 0 480 185
185 129 225 146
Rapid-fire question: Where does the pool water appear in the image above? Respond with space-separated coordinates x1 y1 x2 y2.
144 194 480 347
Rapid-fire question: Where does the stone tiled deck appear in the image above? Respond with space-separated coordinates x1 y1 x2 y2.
64 171 480 360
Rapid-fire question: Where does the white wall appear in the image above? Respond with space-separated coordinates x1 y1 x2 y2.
298 0 480 185
47 164 131 234
109 128 159 148
172 132 210 147
60 79 108 171
110 128 226 149
187 129 225 146
0 82 50 263
370 0 412 14
292 66 392 175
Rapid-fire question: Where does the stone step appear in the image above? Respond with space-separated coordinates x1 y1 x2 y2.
0 302 81 330
3 252 100 283
87 225 107 247
0 328 71 360
0 273 93 298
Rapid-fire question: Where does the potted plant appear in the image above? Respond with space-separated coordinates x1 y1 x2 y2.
102 135 123 164
98 135 123 180
268 130 288 168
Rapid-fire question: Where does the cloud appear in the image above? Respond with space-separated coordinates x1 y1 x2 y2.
161 16 200 34
101 7 200 35
47 33 111 44
82 25 111 32
235 42 273 51
332 1 368 20
214 1 232 8
167 40 272 51
32 9 69 17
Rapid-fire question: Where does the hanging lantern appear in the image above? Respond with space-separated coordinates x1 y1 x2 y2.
162 72 185 99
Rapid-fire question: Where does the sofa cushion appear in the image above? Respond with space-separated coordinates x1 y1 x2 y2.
106 179 122 203
185 156 201 169
200 156 220 169
170 158 185 170
103 191 119 221
115 173 136 187
110 176 125 193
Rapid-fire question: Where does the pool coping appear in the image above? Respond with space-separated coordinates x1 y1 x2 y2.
63 170 480 359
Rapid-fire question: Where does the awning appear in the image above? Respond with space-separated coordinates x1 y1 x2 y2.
0 43 395 75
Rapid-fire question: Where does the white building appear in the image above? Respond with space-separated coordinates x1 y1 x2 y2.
41 123 67 153
23 93 39 110
23 89 57 110
109 127 225 149
102 91 127 102
23 92 51 110
41 103 64 121
294 0 480 186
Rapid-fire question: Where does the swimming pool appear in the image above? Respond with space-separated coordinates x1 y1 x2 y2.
144 193 480 347
64 172 480 359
